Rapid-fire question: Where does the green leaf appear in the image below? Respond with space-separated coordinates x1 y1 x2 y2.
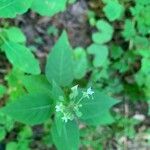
46 31 74 86
6 142 18 150
0 93 52 125
135 0 150 6
0 127 6 141
103 1 124 21
80 91 119 125
4 27 26 43
52 120 79 150
110 45 123 59
18 126 33 139
0 0 33 18
140 58 150 74
73 47 88 79
5 68 25 100
50 81 64 101
2 42 40 75
31 0 67 16
22 75 51 94
0 85 6 99
133 36 149 49
54 113 64 136
112 59 129 73
92 20 113 44
87 44 108 67
122 19 136 40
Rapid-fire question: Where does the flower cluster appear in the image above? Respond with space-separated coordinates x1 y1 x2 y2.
55 85 94 123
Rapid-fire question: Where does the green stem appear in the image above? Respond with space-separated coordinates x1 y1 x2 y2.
76 96 84 105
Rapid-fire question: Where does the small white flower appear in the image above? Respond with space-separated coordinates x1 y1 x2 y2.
62 114 68 123
82 91 90 99
55 103 63 112
83 87 94 99
87 87 94 96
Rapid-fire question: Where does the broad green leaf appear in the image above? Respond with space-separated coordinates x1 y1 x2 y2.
4 27 26 43
87 44 108 67
0 93 52 125
2 42 40 75
31 0 67 16
73 47 88 79
46 31 74 86
0 0 33 18
103 1 124 21
52 120 79 150
22 75 51 94
80 91 119 125
92 20 113 44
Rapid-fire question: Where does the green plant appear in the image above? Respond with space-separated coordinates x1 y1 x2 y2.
0 26 40 75
0 0 69 18
0 31 119 150
1 0 150 149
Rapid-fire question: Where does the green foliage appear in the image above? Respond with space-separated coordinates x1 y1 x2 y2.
103 0 124 21
87 44 108 67
21 75 51 94
6 125 32 150
0 112 14 142
4 27 26 43
5 68 25 100
73 47 88 79
1 93 52 125
0 0 69 18
46 31 74 86
0 27 119 149
0 0 33 18
122 19 136 40
0 85 6 98
0 27 40 75
31 0 68 16
131 0 150 35
2 0 150 148
2 42 40 75
92 20 114 44
0 126 6 141
52 120 79 150
80 91 118 125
